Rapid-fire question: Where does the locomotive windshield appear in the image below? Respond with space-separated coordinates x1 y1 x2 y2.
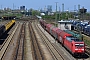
75 44 84 47
66 36 82 42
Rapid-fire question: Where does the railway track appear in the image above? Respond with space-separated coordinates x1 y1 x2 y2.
24 22 33 60
29 21 44 60
33 21 65 60
86 46 90 56
1 22 22 60
0 21 16 48
14 22 25 60
0 23 19 60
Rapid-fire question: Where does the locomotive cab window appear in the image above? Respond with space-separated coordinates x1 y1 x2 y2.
66 36 82 42
66 36 74 42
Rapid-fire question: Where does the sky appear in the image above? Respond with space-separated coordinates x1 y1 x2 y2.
0 0 90 12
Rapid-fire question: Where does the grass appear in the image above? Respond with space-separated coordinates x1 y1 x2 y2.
83 35 90 46
2 13 23 17
84 40 90 46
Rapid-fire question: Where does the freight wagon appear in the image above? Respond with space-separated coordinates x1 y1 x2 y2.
76 22 88 32
0 25 6 37
2 16 16 20
5 20 15 30
84 25 90 36
0 20 15 37
39 20 47 29
64 30 81 39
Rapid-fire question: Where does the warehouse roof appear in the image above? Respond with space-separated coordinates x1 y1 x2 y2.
58 20 73 24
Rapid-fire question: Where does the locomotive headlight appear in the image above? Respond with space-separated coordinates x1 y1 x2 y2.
75 49 78 50
81 49 84 50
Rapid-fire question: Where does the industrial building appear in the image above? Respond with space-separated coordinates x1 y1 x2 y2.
58 20 73 30
20 6 25 10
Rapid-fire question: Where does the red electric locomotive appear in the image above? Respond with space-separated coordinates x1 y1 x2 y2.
57 31 85 55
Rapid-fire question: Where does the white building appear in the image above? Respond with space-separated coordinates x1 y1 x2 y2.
58 20 73 30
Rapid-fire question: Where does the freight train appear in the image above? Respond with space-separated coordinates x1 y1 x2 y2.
39 19 85 56
0 20 15 37
2 16 16 20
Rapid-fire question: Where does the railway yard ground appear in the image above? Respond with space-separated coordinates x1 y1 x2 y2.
0 19 90 60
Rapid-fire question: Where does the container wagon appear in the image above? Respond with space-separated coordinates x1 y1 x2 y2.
5 20 15 31
64 30 81 38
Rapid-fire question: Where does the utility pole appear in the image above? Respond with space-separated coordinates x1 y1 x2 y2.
55 2 58 27
18 7 19 15
59 6 60 20
78 4 80 19
74 5 76 19
1 5 2 10
0 5 2 22
55 2 58 43
1 5 2 16
62 3 64 12
67 8 69 19
62 3 64 20
13 3 14 16
13 3 14 10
